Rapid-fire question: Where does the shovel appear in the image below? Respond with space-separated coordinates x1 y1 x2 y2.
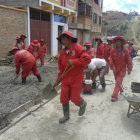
43 64 74 100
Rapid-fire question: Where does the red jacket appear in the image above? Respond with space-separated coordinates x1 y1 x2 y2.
20 40 26 49
128 46 133 56
96 43 104 59
86 47 95 59
104 44 113 62
14 50 36 74
27 44 39 59
110 47 132 73
39 44 47 56
57 43 91 83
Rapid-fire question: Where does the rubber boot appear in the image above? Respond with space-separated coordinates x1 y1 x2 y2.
37 75 42 82
59 103 69 124
22 77 26 84
101 84 106 92
77 99 87 116
92 82 96 89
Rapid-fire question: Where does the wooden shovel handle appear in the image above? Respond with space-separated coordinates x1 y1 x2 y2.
54 65 74 88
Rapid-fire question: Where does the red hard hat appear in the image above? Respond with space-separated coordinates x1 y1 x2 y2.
16 36 20 40
57 30 77 43
107 38 113 42
10 47 19 52
21 34 26 38
84 41 91 46
128 41 133 45
32 40 40 47
95 37 102 42
113 36 126 45
39 38 45 42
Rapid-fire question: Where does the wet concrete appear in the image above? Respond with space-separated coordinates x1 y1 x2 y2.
0 59 59 122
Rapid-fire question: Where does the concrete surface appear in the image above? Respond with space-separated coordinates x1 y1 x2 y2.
0 57 140 140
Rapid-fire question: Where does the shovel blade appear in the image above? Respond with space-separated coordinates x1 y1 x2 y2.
43 83 58 99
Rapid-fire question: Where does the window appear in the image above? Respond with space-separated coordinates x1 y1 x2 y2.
86 5 92 17
78 3 86 16
30 8 50 21
54 14 67 23
99 16 102 25
78 3 92 17
94 0 98 5
93 13 98 24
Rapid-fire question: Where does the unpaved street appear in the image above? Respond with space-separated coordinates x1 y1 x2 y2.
0 59 58 120
0 57 140 140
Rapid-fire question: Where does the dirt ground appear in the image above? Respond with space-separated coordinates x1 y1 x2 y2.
0 56 140 139
0 58 59 120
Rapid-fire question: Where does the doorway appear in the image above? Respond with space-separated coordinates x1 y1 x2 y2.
58 26 63 53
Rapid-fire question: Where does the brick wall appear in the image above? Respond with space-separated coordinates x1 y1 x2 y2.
0 5 27 58
78 17 92 26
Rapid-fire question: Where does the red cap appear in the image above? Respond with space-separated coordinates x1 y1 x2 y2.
128 41 133 45
84 41 91 46
21 34 26 38
57 30 77 43
39 38 45 42
107 38 113 42
113 36 126 45
95 37 102 42
10 47 19 52
16 36 20 40
32 40 40 47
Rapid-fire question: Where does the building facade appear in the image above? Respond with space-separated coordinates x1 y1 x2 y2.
0 0 77 56
69 0 103 46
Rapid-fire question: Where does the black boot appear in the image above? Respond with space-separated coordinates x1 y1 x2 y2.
59 103 69 124
22 77 26 84
92 82 96 89
101 84 106 92
77 99 87 116
37 75 42 82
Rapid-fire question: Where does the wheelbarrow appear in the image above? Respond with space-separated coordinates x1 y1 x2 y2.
43 64 74 100
122 93 140 118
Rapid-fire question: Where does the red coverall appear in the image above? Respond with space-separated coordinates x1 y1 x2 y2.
20 40 26 49
57 43 91 105
110 47 132 99
96 43 104 59
86 47 95 59
27 44 39 59
128 46 133 56
15 50 39 78
104 44 112 64
38 44 47 66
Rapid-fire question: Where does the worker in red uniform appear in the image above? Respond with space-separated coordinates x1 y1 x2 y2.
9 47 41 84
56 31 91 123
20 34 26 49
110 36 132 102
84 41 95 58
14 36 21 49
38 39 47 66
104 38 113 73
95 37 104 59
27 40 40 59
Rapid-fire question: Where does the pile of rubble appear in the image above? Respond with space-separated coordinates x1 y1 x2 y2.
47 55 59 63
0 56 14 66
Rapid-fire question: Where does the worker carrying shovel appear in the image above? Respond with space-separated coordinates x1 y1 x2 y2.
56 31 91 123
9 47 41 84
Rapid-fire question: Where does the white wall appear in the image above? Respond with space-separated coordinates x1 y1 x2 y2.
51 14 68 56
